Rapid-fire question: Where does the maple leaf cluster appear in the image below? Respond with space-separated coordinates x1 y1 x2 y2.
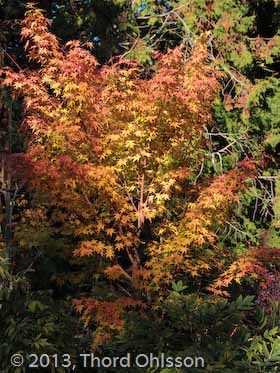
0 5 260 348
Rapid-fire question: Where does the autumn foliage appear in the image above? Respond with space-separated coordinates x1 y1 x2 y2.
2 4 271 351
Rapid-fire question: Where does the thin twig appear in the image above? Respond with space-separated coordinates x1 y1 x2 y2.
0 47 23 71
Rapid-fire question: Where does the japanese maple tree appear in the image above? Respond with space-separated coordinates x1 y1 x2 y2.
1 4 261 348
